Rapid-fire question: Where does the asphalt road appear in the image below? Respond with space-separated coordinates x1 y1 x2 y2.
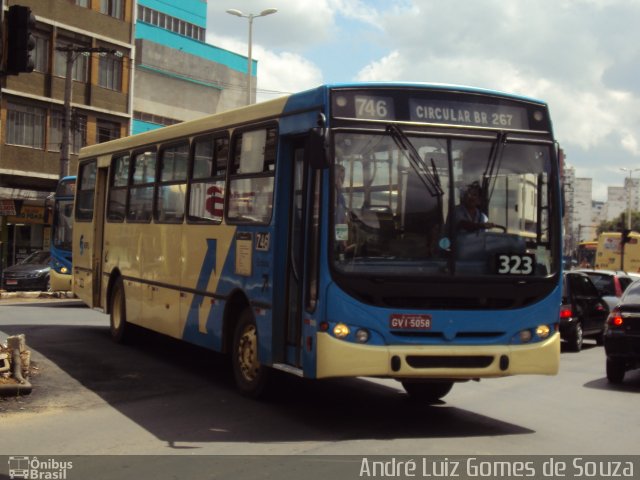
0 299 638 478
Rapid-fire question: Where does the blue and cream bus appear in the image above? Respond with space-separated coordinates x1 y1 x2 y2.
73 83 562 401
49 175 76 292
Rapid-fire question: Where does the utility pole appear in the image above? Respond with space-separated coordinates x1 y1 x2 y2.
56 46 116 178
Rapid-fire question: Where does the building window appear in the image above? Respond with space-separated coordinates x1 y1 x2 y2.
33 33 49 73
75 0 89 7
137 5 205 42
101 0 123 19
97 120 120 143
133 111 181 127
54 41 89 82
98 54 122 91
6 102 45 149
49 111 87 154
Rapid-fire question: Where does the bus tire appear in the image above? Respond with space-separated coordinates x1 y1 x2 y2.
110 277 128 344
402 380 454 403
232 307 270 398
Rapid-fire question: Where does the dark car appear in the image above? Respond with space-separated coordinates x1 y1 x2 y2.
573 269 634 310
604 279 640 383
1 251 51 292
560 272 609 351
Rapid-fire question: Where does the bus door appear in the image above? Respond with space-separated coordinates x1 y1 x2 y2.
73 158 107 308
283 138 314 367
92 165 108 307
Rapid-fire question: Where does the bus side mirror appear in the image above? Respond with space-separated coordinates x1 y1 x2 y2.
306 128 329 170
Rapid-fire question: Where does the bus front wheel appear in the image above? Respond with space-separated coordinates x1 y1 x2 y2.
232 307 270 397
110 277 128 343
401 380 454 403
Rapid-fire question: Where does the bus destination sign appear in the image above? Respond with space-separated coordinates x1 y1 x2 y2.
409 99 529 129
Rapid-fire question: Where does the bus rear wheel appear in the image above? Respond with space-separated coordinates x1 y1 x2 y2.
232 308 270 397
110 277 128 343
401 380 454 403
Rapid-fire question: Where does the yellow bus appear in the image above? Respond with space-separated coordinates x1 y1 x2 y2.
595 231 640 272
576 240 597 268
73 83 562 400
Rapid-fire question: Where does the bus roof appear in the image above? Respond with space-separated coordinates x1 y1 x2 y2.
79 82 549 159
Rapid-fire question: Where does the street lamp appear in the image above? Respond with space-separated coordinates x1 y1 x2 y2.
225 8 277 105
620 167 640 230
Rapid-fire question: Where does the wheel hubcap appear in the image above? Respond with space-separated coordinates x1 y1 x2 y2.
238 325 259 381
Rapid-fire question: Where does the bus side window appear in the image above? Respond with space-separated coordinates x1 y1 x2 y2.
127 150 156 222
156 142 188 223
76 160 97 222
188 135 228 223
107 153 130 222
227 127 277 224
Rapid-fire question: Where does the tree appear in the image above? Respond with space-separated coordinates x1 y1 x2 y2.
597 211 640 235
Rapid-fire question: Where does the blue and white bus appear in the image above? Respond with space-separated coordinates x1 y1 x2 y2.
50 176 75 292
73 83 562 401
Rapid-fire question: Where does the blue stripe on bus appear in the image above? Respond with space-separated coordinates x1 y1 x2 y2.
182 239 218 345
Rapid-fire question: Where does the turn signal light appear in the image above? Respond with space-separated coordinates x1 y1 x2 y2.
536 325 551 339
333 323 350 338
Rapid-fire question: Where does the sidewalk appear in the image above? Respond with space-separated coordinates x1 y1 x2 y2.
0 290 78 304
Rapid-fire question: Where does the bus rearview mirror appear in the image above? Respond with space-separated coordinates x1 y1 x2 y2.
306 128 329 170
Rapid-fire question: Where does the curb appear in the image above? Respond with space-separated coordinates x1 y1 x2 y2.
0 291 76 300
0 380 32 397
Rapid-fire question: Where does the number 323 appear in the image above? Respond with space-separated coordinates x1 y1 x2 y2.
497 254 534 275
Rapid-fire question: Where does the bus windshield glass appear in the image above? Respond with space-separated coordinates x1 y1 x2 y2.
53 198 74 251
332 130 554 277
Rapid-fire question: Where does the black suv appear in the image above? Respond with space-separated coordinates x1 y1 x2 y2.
560 272 609 351
604 279 640 383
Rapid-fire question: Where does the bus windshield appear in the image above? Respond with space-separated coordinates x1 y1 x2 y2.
332 130 554 277
53 198 74 251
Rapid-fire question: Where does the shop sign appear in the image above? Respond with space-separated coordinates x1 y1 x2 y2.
0 200 17 215
7 205 46 224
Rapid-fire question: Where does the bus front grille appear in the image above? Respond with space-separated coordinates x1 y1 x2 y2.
405 355 494 369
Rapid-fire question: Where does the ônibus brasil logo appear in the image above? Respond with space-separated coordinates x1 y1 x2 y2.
8 456 73 479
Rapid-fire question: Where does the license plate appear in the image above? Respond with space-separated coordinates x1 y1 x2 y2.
6 280 17 285
390 314 432 330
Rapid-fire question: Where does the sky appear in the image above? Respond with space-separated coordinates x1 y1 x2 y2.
206 0 640 201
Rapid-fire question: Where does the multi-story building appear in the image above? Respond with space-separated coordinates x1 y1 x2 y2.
0 0 135 268
606 186 627 223
574 177 595 242
133 0 248 134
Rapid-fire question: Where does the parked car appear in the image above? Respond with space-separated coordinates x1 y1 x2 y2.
574 269 634 310
1 251 51 292
560 272 609 351
604 279 640 383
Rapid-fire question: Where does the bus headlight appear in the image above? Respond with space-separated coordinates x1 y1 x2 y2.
519 330 533 343
333 323 350 338
355 329 370 343
60 267 68 274
536 325 551 339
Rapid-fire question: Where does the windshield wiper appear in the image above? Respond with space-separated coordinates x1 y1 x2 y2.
387 124 443 197
482 131 507 203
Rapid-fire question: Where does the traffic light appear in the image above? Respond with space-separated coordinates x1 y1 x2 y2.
5 5 36 75
621 229 631 245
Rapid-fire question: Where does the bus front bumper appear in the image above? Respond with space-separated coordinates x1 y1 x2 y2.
315 331 560 379
50 270 72 292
